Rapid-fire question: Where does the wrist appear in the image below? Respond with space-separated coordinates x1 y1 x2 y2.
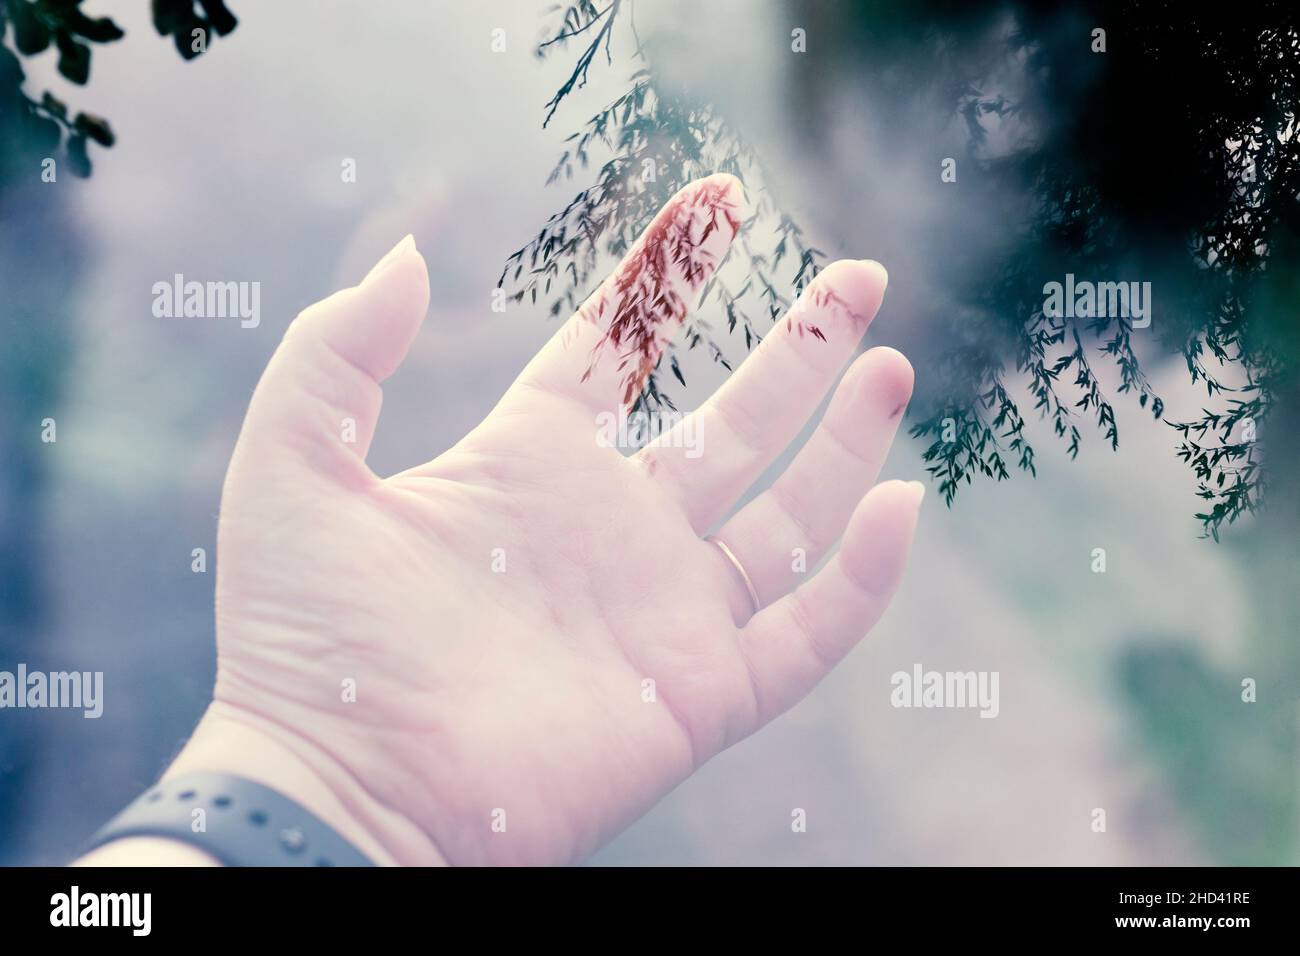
81 702 448 866
170 702 447 866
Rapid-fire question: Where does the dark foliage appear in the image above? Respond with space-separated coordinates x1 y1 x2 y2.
508 0 1300 539
0 0 237 181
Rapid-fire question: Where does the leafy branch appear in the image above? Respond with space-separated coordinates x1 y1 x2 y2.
503 1 826 414
1 0 237 179
507 3 1295 539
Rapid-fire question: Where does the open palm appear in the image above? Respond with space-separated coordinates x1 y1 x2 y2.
207 175 921 865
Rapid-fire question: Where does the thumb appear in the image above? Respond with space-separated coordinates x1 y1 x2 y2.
231 236 431 484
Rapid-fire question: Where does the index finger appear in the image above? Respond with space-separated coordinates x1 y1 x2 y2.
505 173 744 417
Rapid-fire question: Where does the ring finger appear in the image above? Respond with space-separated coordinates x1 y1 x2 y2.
710 346 914 622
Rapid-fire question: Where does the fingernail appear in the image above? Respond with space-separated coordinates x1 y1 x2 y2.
906 480 926 505
363 234 415 286
860 259 888 290
717 172 746 206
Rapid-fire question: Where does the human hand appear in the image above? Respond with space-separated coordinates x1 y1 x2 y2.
173 174 920 866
